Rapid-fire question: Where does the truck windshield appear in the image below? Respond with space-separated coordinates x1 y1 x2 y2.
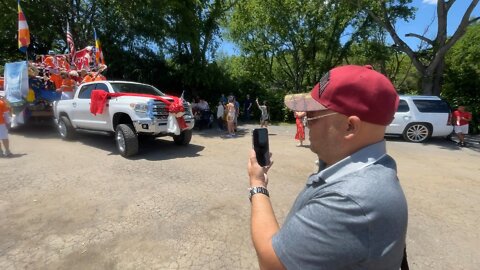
110 83 165 96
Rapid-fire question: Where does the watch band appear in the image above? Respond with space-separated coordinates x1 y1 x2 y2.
249 186 269 202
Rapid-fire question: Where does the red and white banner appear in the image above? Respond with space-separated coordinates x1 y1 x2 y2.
73 47 93 71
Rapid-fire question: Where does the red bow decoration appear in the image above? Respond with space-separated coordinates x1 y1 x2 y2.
168 98 188 130
90 90 188 131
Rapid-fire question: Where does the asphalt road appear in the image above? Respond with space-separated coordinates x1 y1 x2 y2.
1 123 479 269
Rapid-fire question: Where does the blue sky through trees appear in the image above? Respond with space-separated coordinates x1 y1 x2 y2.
218 0 480 56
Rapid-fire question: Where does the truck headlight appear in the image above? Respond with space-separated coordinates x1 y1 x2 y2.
130 103 148 113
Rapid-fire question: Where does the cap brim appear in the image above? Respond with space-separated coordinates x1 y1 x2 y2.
284 93 327 112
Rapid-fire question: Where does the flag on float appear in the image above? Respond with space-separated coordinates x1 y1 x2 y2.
18 0 30 53
94 28 105 65
66 22 76 62
73 48 91 71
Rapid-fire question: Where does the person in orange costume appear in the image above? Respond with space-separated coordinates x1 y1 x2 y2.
43 55 56 69
57 55 71 71
49 72 63 90
57 71 76 99
80 69 93 83
92 64 107 81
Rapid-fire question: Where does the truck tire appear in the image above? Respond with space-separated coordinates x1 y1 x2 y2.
173 129 192 145
58 116 76 140
115 124 139 157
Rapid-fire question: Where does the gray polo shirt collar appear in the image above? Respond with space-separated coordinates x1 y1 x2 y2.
307 140 388 185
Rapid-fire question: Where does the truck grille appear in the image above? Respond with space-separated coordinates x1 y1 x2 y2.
151 100 192 120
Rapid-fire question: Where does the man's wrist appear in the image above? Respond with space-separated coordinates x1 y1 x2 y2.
250 179 266 188
249 186 269 202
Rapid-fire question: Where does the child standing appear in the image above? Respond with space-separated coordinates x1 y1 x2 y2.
0 95 12 157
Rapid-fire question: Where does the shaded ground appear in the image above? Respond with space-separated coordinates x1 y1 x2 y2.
0 123 479 269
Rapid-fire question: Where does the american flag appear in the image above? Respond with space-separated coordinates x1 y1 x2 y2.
66 22 75 62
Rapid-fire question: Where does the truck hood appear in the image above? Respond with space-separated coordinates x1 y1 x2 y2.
112 95 175 103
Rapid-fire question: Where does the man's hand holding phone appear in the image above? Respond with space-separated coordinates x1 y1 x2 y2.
248 150 273 187
249 128 273 187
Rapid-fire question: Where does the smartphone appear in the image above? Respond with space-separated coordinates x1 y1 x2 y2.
252 128 270 167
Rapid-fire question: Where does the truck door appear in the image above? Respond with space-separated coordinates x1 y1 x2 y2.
71 84 96 128
73 83 111 130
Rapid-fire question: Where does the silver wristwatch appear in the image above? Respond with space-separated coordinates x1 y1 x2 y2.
249 186 269 202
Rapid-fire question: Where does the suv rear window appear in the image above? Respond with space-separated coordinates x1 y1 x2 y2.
412 99 450 113
397 100 409 112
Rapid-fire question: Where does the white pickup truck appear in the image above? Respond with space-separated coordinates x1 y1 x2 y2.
53 81 195 157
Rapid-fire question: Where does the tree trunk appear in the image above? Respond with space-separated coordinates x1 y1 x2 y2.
421 72 434 96
432 59 445 96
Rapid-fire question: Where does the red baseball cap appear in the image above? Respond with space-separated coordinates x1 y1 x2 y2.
284 65 399 126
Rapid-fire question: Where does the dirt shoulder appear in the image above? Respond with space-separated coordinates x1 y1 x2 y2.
0 123 479 269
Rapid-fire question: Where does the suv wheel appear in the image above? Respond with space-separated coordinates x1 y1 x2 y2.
58 116 76 140
403 123 431 143
173 129 192 145
115 124 139 157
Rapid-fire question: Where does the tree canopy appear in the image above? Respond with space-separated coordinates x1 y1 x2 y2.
0 0 478 130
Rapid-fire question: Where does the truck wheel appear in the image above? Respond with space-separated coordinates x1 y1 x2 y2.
173 129 192 145
58 116 76 140
115 124 139 157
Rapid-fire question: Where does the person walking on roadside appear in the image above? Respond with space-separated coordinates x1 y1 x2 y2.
226 96 236 137
219 93 228 105
244 94 253 121
234 96 240 131
216 101 225 131
247 65 408 270
453 105 472 147
294 111 306 146
256 98 269 128
0 95 12 157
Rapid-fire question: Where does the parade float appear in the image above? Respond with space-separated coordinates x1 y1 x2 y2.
2 48 98 128
2 1 106 128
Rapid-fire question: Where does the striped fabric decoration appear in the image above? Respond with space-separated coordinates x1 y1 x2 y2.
66 22 76 61
94 28 105 65
17 0 30 53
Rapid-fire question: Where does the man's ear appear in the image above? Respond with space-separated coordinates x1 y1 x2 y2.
344 116 361 139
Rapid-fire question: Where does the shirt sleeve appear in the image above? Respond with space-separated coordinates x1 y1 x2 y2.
272 192 369 270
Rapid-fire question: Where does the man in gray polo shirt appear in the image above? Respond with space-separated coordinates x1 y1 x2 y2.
247 65 408 270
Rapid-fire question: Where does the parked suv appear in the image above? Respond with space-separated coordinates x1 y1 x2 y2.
386 95 453 143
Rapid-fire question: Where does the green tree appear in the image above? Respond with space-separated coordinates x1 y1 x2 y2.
228 0 354 93
361 0 480 96
227 0 415 93
0 1 18 64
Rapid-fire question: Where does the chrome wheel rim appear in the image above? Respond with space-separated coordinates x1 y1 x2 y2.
116 130 126 152
58 120 67 137
406 125 429 142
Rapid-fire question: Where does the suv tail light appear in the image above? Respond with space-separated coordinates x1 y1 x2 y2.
447 112 452 125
